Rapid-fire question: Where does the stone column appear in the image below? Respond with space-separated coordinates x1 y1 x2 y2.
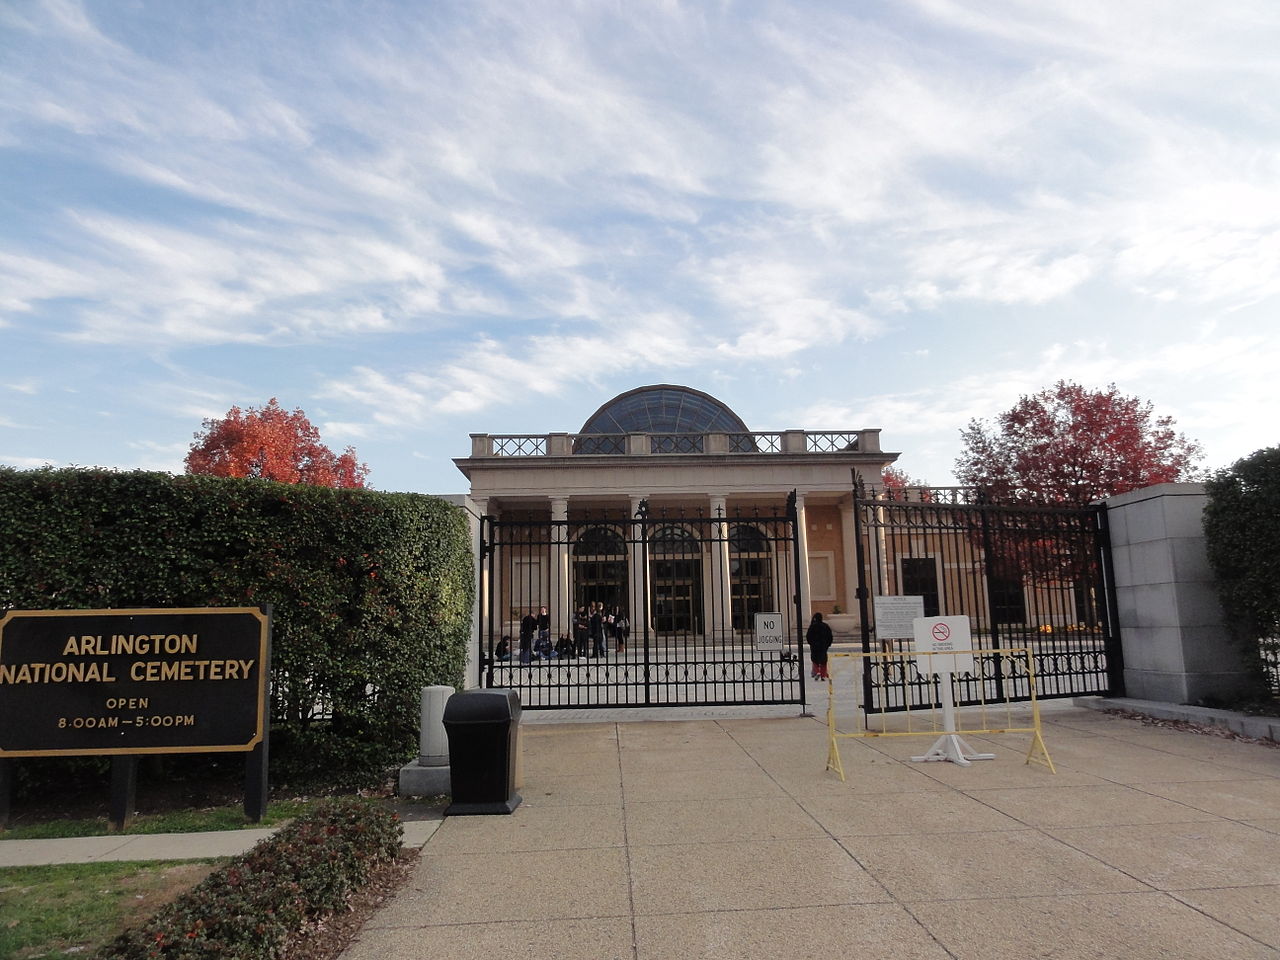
833 498 860 642
710 494 735 639
795 492 813 621
549 497 571 641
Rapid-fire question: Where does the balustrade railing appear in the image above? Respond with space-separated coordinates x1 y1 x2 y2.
473 429 877 458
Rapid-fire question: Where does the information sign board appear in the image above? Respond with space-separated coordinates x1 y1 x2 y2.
0 607 270 758
753 612 785 651
874 596 926 640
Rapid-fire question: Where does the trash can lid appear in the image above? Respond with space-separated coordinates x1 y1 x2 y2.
442 688 522 723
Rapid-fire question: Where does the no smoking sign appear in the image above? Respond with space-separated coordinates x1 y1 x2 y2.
913 615 974 675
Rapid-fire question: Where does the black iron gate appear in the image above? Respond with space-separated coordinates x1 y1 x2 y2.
478 497 806 709
853 488 1123 714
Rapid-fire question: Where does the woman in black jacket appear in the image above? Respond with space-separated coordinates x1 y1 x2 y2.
806 612 833 681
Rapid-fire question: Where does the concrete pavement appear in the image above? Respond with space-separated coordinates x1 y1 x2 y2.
341 701 1280 960
5 700 1279 958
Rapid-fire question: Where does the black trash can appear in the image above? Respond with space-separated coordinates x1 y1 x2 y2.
442 689 522 815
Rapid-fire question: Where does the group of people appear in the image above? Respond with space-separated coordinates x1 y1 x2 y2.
494 603 631 664
493 606 836 678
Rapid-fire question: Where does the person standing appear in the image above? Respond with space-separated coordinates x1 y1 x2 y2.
573 606 590 657
613 607 629 654
589 602 607 658
806 612 833 681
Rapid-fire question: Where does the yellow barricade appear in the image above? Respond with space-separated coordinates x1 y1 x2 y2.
824 647 1055 780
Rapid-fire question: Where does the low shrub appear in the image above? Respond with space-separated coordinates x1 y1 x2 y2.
94 798 402 959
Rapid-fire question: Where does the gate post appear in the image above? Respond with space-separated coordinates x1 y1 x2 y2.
1095 503 1127 697
788 491 808 707
977 495 1007 702
851 493 875 713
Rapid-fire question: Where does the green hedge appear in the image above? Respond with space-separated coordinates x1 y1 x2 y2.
1204 446 1280 691
0 468 473 787
93 797 402 959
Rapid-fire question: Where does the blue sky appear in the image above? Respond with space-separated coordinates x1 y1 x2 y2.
2 0 1277 494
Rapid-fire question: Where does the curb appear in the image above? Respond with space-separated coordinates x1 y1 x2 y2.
1075 696 1280 742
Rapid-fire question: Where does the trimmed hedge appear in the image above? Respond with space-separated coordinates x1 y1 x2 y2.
93 798 402 959
1205 446 1280 680
0 468 473 787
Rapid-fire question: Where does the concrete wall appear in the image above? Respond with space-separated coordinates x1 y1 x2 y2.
1106 482 1255 704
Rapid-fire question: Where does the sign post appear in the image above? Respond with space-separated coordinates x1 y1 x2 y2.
753 612 784 652
0 607 271 827
908 616 995 767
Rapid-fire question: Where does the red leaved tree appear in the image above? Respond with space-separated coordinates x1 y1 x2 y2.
957 381 1203 594
955 380 1203 505
878 465 934 501
185 398 369 488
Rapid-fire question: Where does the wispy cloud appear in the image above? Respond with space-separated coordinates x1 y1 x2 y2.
1 0 1276 491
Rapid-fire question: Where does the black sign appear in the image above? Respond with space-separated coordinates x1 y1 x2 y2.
0 608 269 757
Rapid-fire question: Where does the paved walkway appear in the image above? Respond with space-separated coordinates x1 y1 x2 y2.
340 701 1280 960
5 701 1280 958
0 820 441 867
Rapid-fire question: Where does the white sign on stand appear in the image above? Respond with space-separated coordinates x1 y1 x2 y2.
909 615 995 767
873 596 925 642
753 612 784 651
914 615 975 675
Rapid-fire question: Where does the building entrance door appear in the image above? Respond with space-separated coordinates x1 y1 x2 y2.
650 558 702 634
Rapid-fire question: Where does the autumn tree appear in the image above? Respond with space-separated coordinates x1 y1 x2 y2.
185 398 369 488
878 465 934 500
955 380 1203 505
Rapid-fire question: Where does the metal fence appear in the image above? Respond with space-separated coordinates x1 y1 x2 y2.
478 498 807 709
853 489 1122 715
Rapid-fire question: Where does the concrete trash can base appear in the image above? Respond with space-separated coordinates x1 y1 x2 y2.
442 689 522 815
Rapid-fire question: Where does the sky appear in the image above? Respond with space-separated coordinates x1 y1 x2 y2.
2 0 1278 495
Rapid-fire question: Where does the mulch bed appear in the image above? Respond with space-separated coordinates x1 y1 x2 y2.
279 847 421 960
1104 707 1280 748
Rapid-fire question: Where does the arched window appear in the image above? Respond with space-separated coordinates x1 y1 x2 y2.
650 524 699 554
729 523 770 554
573 526 625 557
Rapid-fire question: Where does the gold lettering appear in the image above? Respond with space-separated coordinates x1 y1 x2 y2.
62 636 78 656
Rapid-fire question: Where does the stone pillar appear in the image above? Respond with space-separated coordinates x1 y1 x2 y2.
549 497 571 640
399 685 454 796
710 494 734 639
1105 482 1258 704
833 498 860 641
795 492 813 621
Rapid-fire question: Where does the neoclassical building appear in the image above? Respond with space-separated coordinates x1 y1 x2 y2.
455 385 899 660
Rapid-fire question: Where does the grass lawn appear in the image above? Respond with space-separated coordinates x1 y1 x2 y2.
0 859 218 959
1 798 318 840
